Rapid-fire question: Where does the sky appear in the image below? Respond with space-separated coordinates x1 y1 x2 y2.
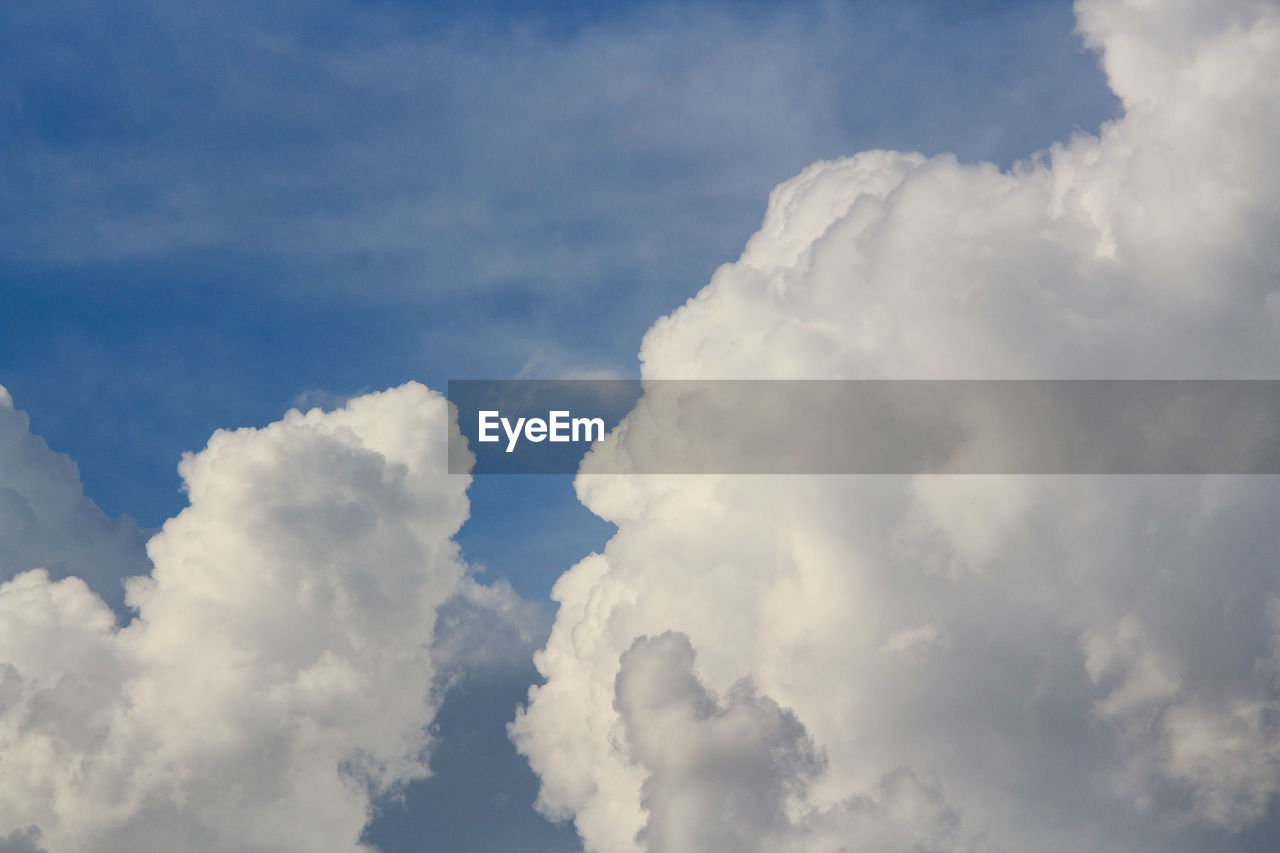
5 0 1280 851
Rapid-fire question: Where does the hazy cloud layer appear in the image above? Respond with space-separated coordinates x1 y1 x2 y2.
0 384 479 851
513 1 1280 851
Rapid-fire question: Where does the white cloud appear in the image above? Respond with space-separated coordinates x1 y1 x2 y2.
514 1 1280 851
0 383 478 851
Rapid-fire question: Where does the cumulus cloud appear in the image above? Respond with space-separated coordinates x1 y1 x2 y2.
0 386 151 610
513 1 1280 851
0 383 478 851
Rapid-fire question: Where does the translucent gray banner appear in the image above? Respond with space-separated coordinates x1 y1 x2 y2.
448 380 1280 475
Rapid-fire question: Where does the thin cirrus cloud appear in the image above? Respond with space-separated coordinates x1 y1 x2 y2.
512 1 1280 852
1 0 1113 298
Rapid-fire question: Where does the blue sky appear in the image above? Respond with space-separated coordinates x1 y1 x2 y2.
1 0 1116 529
0 1 1125 850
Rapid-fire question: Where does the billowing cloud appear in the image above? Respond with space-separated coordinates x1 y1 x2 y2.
0 383 476 851
0 386 151 610
512 1 1280 851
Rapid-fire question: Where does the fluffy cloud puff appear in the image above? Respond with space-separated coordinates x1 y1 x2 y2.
512 2 1280 851
0 383 471 851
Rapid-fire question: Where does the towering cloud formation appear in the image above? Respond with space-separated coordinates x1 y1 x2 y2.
0 384 471 851
513 1 1280 851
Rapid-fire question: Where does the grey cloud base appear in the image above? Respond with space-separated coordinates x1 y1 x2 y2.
0 827 47 853
0 387 151 613
614 631 979 853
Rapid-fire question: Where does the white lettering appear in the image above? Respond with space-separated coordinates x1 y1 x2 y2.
481 410 603 453
572 416 605 442
478 411 501 443
549 410 570 441
502 416 526 453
